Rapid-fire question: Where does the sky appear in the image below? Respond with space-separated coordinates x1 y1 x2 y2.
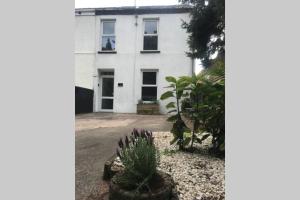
75 0 180 8
75 0 203 74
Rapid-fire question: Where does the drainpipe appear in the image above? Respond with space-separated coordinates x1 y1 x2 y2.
132 6 138 110
93 11 98 112
192 58 195 76
191 48 196 76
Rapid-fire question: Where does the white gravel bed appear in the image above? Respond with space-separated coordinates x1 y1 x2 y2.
154 132 225 200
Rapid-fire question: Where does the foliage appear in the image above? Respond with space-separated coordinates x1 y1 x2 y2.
181 59 225 155
160 76 189 150
180 73 208 148
116 129 160 192
180 0 225 68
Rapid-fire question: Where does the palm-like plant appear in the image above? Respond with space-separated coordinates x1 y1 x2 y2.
160 76 189 150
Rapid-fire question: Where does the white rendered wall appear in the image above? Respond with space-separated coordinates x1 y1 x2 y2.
76 12 192 114
134 13 193 114
75 15 96 89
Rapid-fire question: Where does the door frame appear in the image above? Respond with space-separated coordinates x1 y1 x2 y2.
99 74 114 112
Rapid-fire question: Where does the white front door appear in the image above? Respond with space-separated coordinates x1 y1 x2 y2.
99 75 114 111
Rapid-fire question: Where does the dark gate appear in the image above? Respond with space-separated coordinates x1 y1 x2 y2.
75 86 94 114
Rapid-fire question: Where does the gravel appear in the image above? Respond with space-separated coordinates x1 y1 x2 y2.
110 131 225 200
154 132 225 200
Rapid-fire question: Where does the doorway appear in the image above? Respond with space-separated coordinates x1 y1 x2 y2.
99 71 114 111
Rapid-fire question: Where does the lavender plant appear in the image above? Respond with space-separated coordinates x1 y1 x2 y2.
115 128 160 192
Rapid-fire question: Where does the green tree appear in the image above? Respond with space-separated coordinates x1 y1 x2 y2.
180 0 225 68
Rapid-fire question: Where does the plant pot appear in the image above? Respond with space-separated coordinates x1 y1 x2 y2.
109 171 174 200
103 154 125 181
137 103 160 115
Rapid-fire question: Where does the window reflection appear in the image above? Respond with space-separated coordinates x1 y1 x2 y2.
102 36 115 51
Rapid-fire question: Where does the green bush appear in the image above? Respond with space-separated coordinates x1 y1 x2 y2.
115 129 160 192
161 59 225 156
181 59 225 156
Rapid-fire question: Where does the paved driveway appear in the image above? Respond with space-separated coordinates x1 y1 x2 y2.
75 113 171 200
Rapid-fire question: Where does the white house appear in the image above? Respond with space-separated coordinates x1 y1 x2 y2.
75 5 194 114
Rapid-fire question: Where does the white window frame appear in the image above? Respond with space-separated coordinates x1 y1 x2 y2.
143 19 159 51
141 70 158 102
100 19 116 51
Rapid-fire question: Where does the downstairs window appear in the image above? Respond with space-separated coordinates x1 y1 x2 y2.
141 71 157 101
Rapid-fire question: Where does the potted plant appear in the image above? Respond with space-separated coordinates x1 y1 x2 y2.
109 129 174 200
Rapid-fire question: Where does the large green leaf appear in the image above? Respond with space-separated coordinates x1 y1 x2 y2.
183 137 191 147
179 76 193 82
164 83 176 89
183 131 192 138
160 91 174 100
166 102 175 109
165 76 177 83
167 115 178 122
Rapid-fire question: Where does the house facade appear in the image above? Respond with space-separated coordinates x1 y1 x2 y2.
75 5 194 114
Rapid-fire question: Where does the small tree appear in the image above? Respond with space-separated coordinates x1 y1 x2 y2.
181 59 225 154
160 76 189 150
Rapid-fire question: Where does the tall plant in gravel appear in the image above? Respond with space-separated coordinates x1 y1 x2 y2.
116 129 160 192
181 59 225 154
180 74 211 149
160 76 189 150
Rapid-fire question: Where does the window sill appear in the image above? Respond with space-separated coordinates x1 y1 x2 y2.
140 50 160 54
139 101 158 104
98 51 117 54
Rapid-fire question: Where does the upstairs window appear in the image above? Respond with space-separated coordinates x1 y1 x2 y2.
101 20 116 51
142 71 157 101
143 20 158 50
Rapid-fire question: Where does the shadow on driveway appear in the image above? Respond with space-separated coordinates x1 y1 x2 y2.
75 113 171 200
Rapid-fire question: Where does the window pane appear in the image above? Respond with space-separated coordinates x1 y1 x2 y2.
143 36 158 50
144 21 157 34
102 78 114 97
103 21 115 34
142 87 157 101
143 72 156 85
101 99 113 109
102 36 115 51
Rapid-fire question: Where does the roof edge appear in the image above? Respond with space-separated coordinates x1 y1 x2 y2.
75 5 192 16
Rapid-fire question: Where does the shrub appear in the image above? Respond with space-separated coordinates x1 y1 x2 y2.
181 59 225 156
115 129 160 192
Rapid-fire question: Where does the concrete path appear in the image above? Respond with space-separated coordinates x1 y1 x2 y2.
75 113 171 200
